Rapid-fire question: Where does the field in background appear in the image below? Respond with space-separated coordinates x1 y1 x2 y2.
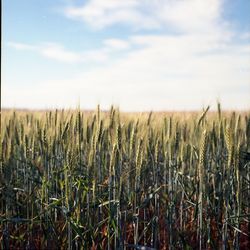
1 106 250 249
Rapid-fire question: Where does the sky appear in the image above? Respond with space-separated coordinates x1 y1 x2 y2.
2 0 250 111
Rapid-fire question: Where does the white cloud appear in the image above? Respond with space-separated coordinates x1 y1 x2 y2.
3 0 250 110
40 43 81 63
4 32 250 110
63 0 225 32
8 38 133 64
104 39 130 50
157 0 224 32
8 42 37 51
8 42 82 63
64 0 157 29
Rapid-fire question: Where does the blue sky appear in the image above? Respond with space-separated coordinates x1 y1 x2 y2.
2 0 250 110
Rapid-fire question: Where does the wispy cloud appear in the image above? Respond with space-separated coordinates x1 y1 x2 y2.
63 0 225 33
3 0 250 110
4 31 250 110
104 39 130 50
64 0 159 29
8 41 126 63
8 42 82 63
7 42 37 51
156 0 224 32
40 43 82 63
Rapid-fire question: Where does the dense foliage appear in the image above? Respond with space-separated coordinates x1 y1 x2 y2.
1 106 250 249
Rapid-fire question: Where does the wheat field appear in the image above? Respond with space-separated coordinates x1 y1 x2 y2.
1 105 250 249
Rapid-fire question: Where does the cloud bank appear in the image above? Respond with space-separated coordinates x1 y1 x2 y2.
3 0 250 110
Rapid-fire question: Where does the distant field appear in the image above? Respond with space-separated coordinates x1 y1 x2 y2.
1 106 250 249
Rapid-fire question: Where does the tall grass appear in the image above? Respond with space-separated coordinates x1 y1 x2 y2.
0 107 249 249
